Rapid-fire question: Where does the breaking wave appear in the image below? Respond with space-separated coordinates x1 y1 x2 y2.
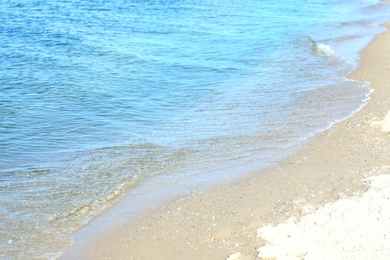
307 36 337 57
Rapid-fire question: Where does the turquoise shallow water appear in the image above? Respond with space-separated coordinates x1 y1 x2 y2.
1 0 389 258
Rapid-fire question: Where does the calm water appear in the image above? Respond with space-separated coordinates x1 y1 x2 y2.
1 0 389 258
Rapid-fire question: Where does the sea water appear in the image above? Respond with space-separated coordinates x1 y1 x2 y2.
1 0 389 258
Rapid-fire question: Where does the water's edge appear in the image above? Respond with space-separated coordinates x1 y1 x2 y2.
61 7 390 259
61 62 375 260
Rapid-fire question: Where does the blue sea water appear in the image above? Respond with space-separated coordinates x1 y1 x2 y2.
1 0 389 258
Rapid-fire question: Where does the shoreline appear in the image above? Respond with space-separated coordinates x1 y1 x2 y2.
62 22 390 260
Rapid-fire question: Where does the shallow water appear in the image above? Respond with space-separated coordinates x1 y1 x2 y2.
1 0 389 258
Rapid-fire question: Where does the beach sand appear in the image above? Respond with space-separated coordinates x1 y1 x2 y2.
62 23 390 260
257 174 390 259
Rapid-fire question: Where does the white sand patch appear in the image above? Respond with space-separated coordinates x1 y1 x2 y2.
226 252 241 260
257 174 390 260
381 111 390 132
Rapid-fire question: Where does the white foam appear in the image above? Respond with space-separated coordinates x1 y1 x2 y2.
316 43 337 57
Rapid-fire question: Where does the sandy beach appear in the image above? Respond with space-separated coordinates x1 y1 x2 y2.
62 20 390 260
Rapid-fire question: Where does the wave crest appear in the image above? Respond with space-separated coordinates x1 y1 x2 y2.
307 36 336 57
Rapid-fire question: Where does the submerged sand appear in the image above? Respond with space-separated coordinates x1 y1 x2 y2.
62 23 390 260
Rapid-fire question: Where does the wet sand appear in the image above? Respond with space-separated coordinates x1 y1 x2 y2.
62 22 390 260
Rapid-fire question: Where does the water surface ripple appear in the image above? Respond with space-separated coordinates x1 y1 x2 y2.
1 0 389 258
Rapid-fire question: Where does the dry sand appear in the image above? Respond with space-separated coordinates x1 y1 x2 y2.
257 174 390 259
62 23 390 260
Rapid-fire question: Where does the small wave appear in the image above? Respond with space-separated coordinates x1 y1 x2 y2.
45 178 139 224
307 36 336 57
316 43 336 56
